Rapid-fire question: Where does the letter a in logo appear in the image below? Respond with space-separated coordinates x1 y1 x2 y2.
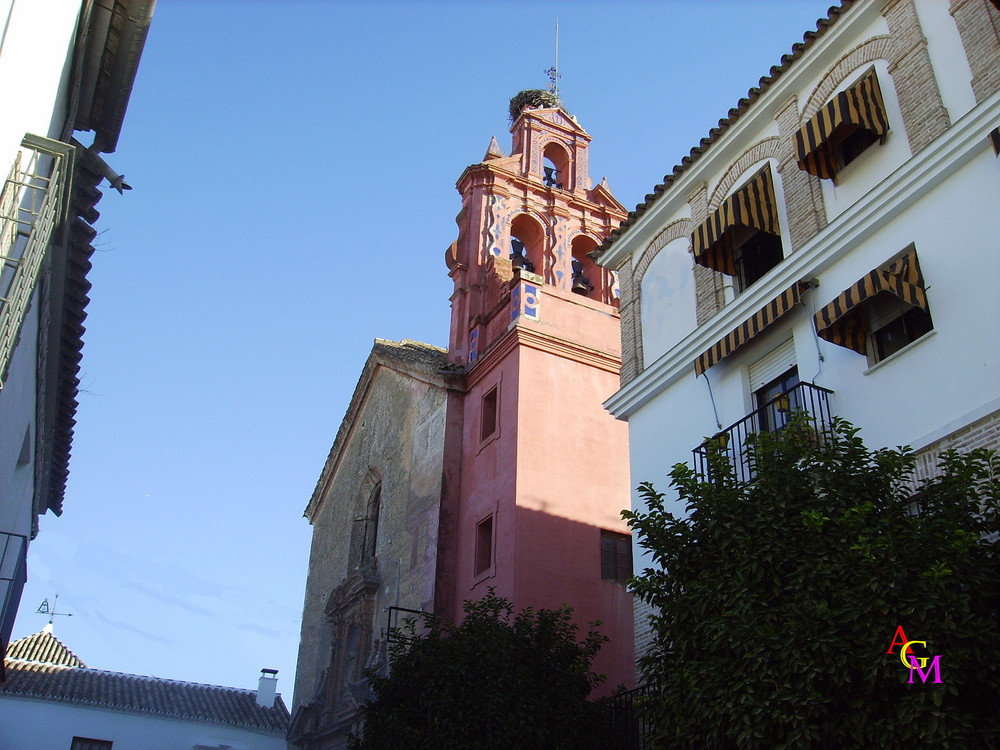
886 626 909 655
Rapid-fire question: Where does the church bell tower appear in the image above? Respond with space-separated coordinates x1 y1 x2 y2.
443 90 635 691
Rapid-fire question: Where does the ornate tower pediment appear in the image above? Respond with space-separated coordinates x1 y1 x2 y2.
446 91 628 367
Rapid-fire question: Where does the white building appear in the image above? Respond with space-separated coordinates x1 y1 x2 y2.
595 0 1000 658
0 0 154 656
1 628 289 750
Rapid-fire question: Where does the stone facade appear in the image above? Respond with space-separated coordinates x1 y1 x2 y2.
289 341 459 750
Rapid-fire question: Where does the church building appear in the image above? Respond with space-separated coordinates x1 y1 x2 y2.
288 91 634 749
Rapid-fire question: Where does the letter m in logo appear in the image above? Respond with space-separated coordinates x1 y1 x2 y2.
907 655 943 684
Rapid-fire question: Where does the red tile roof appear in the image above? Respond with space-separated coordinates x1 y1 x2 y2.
2 632 289 734
4 629 86 668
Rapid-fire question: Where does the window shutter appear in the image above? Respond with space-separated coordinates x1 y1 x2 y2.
748 338 796 392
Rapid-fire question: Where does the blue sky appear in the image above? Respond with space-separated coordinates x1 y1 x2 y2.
13 0 836 705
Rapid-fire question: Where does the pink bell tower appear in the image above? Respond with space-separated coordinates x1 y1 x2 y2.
443 91 635 691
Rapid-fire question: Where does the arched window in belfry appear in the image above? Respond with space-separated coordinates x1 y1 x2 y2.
510 214 545 275
363 482 381 560
542 142 570 190
571 235 603 301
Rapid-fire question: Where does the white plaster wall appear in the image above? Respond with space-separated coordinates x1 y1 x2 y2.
808 150 1000 451
640 237 697 362
915 0 977 122
0 0 79 632
625 147 1000 578
0 696 287 750
819 60 913 220
625 372 708 572
0 288 38 537
0 0 80 167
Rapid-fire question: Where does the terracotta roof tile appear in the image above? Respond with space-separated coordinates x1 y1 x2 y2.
1 659 289 734
4 629 86 668
597 1 853 256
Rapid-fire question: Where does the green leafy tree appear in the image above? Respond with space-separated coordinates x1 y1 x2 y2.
625 416 1000 749
351 590 608 750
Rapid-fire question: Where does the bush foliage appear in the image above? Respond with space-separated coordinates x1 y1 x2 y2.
351 590 607 750
625 416 1000 748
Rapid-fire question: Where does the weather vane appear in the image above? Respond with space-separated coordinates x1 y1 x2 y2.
37 593 72 624
545 19 561 95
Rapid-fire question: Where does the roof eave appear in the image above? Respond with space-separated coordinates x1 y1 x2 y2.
72 0 156 154
596 0 860 265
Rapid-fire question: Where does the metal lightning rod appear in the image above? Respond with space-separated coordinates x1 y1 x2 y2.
545 19 561 95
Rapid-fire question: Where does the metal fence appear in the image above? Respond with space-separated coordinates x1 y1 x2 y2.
692 381 834 484
596 682 660 750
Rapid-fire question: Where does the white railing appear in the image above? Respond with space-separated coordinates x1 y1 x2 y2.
0 135 73 387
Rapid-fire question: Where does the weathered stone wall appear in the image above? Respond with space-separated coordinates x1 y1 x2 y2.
292 350 452 733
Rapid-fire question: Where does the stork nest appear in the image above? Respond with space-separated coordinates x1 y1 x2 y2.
509 89 565 121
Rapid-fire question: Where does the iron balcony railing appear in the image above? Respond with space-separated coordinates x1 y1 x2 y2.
597 682 660 750
0 135 73 387
693 381 834 484
385 605 433 648
1 531 28 647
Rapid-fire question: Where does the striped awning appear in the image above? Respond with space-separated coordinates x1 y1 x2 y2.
691 166 780 276
694 281 808 376
813 249 927 355
795 68 889 181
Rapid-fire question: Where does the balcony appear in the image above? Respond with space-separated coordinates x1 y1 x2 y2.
693 381 834 484
0 135 72 386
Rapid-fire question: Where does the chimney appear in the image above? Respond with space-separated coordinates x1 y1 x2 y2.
256 668 278 708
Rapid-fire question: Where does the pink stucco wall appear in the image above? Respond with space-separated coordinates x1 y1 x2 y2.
450 291 635 692
444 104 634 693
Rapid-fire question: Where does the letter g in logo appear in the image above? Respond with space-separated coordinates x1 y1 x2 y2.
900 640 928 670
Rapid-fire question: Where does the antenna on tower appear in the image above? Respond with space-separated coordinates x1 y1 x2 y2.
37 594 73 625
545 18 561 95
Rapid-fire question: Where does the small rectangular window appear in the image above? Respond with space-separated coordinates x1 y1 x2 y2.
832 124 879 171
71 739 113 750
870 301 933 363
475 516 494 575
729 225 784 294
754 366 800 433
481 386 498 441
600 531 632 584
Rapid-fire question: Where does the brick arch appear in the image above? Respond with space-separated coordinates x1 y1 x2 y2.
800 36 893 122
708 137 781 208
634 218 692 288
